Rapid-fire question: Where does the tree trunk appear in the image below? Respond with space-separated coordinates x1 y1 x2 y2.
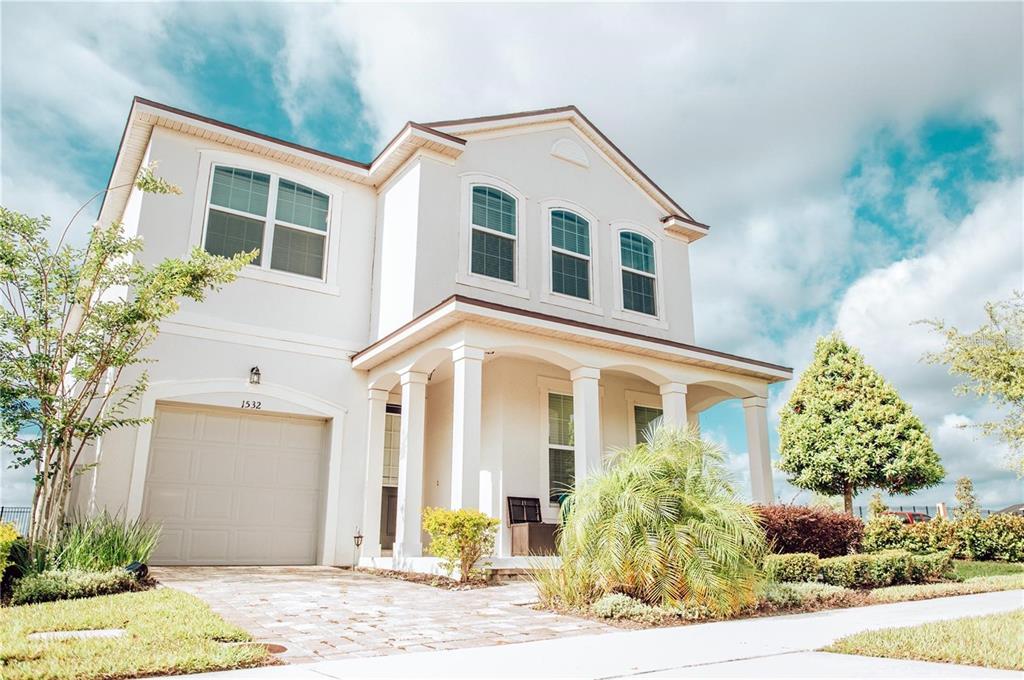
843 484 854 516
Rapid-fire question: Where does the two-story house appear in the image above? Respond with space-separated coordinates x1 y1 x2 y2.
80 98 791 570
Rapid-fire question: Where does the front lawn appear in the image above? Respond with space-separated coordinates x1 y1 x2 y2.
954 560 1024 580
0 588 270 680
826 609 1024 670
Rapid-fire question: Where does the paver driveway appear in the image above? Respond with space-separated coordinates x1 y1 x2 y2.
152 566 611 665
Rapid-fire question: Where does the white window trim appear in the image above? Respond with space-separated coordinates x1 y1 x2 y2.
539 199 603 316
611 222 668 329
456 173 530 299
625 389 663 447
537 376 574 514
188 149 343 296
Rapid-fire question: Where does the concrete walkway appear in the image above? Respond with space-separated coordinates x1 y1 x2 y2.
187 589 1024 678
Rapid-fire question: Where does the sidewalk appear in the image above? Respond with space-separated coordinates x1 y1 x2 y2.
189 589 1024 678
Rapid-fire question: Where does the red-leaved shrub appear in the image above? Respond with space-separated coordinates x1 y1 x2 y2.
755 505 863 557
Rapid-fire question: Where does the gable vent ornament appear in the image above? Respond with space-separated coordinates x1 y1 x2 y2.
551 138 590 168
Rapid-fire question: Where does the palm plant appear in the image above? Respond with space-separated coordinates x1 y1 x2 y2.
549 426 766 614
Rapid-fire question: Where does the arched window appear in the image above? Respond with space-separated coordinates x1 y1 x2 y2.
470 185 517 282
550 209 591 300
619 231 657 316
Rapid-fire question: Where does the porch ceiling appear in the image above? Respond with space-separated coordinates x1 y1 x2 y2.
351 295 792 383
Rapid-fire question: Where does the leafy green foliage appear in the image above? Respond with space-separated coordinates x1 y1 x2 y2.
862 514 1024 561
868 491 888 518
755 504 863 557
862 514 909 552
49 511 160 571
764 553 819 582
0 165 255 548
907 551 955 582
591 593 672 623
0 522 18 589
754 581 854 610
953 476 980 519
778 334 944 513
11 569 139 605
549 427 766 613
422 507 499 582
922 292 1024 474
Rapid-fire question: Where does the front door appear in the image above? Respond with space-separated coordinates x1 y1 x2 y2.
380 486 398 551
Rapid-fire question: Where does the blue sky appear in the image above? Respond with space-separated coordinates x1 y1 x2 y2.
1 2 1022 509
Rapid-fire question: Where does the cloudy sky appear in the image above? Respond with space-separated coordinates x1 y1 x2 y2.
1 2 1021 510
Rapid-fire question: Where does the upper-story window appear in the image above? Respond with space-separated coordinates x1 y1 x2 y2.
550 209 591 300
204 165 330 280
470 185 517 282
619 231 657 316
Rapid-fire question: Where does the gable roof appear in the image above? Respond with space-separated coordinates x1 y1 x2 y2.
98 98 710 241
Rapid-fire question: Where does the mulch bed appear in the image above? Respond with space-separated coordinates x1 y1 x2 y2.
353 567 491 590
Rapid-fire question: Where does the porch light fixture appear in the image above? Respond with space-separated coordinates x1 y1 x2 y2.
249 366 261 385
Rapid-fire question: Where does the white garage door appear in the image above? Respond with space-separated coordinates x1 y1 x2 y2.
143 404 327 565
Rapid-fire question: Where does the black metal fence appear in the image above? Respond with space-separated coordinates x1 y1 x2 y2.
853 505 996 519
0 506 30 536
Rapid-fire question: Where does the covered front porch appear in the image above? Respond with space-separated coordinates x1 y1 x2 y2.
352 296 790 571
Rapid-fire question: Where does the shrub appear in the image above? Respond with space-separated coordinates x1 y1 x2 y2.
867 550 911 587
755 504 863 557
957 514 1024 562
862 515 908 553
909 551 955 582
553 427 766 613
904 517 957 554
591 593 669 624
11 569 139 605
819 553 874 588
756 581 855 609
50 511 161 571
0 522 17 581
422 507 499 582
764 552 819 582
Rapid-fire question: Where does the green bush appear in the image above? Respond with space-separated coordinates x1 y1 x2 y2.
764 552 819 582
591 593 669 624
957 514 1024 562
11 569 139 605
867 550 911 587
550 427 766 614
50 511 161 571
756 581 855 609
422 507 499 582
819 553 874 588
904 517 957 554
909 551 955 582
0 522 18 580
862 515 908 552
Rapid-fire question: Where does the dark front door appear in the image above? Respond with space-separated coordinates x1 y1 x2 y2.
380 486 398 551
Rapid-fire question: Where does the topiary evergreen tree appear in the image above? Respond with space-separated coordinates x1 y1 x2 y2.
778 333 945 515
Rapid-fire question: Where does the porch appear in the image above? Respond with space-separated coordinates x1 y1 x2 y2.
352 296 791 569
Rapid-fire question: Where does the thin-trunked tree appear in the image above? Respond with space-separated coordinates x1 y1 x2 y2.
0 166 255 552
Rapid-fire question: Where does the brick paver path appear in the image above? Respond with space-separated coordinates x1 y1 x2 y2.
153 566 611 665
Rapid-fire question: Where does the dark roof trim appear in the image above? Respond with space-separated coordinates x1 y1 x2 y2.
661 214 712 231
423 105 578 129
352 293 792 376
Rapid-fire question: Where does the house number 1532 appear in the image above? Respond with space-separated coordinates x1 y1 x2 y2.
240 400 262 410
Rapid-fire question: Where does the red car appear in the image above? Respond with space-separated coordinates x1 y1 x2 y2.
884 511 931 524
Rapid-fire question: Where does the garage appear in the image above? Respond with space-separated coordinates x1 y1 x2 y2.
142 404 328 565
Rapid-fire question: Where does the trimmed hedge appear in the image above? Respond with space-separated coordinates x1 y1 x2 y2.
11 569 139 605
862 514 1024 562
764 552 819 583
817 550 954 588
755 505 863 557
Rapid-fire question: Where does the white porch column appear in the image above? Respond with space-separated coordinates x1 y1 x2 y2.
361 388 389 557
395 370 428 559
571 367 603 483
659 383 688 429
743 396 774 504
451 344 485 510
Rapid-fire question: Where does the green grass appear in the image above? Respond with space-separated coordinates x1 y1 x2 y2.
954 560 1024 581
826 609 1024 670
869 573 1024 604
0 588 270 680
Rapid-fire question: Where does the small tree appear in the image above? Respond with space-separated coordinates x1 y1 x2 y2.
868 491 889 519
778 333 945 515
1 166 255 551
953 476 980 520
922 292 1024 475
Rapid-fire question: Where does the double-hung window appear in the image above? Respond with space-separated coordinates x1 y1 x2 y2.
633 404 663 444
619 231 657 316
550 209 591 300
470 185 517 282
548 393 575 504
204 165 330 280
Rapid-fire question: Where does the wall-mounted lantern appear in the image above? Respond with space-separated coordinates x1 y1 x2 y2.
249 366 261 385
